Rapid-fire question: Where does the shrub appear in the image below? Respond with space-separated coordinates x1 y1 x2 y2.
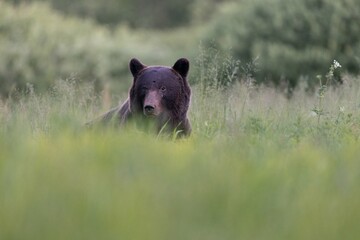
0 2 191 97
0 2 124 96
204 0 360 89
6 0 193 29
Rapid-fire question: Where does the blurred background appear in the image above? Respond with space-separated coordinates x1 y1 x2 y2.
1 0 360 98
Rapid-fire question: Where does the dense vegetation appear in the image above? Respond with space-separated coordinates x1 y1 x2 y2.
7 0 197 28
1 72 360 239
0 2 198 97
206 0 360 89
1 0 360 97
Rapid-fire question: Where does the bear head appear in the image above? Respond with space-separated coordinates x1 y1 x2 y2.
128 58 191 134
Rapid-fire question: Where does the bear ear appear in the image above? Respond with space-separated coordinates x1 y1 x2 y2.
129 58 146 77
173 58 189 78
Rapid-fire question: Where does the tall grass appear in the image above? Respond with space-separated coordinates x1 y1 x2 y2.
1 70 360 239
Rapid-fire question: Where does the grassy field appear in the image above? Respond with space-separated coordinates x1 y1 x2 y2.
1 74 360 239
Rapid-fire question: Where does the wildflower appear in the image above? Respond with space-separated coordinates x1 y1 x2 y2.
310 111 317 117
339 106 345 113
333 60 342 69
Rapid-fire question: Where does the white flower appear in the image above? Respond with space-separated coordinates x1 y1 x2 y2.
339 106 345 113
333 60 342 69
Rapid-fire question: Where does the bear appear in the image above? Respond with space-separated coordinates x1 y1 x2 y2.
94 58 191 137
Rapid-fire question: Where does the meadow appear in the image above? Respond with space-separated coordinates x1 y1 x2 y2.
1 68 360 239
1 1 360 238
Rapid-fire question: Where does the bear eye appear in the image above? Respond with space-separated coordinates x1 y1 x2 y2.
160 86 166 91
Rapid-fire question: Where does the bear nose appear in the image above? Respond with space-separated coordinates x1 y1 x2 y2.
144 105 155 114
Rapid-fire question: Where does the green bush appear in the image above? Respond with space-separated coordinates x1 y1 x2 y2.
204 0 360 89
0 2 194 97
7 0 193 29
0 2 124 96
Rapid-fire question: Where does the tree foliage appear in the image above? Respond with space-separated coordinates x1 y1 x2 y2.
7 0 193 29
0 2 186 97
205 0 360 89
2 0 360 95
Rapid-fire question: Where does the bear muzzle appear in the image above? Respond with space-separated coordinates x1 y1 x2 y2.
143 90 162 117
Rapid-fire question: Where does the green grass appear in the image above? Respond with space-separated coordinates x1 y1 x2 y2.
1 77 360 239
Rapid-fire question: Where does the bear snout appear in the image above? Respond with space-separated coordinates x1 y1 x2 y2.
144 105 155 115
143 90 162 116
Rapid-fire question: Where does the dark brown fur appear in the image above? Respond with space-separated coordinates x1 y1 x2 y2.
93 58 191 137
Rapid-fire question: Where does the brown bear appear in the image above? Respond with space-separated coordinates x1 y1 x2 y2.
95 58 191 137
